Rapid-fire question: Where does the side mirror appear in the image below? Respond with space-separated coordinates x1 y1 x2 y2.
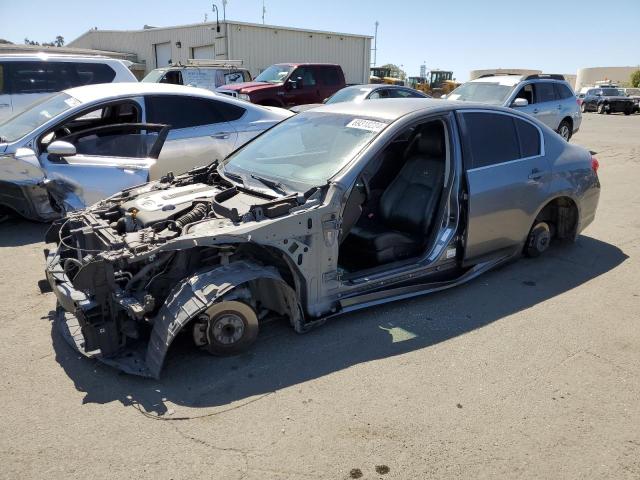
440 94 447 99
512 98 529 107
47 141 76 157
596 92 602 97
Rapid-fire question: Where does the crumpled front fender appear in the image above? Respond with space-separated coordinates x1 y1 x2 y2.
145 260 291 378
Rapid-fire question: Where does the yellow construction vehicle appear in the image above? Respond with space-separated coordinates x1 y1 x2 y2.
370 67 404 86
408 70 459 97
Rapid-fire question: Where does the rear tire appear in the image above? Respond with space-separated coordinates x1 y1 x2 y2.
524 222 551 258
557 120 572 141
580 102 587 113
192 300 259 356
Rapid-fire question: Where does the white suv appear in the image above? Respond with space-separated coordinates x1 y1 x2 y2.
0 54 136 121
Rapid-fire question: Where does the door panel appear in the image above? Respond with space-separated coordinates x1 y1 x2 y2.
155 123 237 179
0 93 12 121
465 158 550 261
460 111 551 262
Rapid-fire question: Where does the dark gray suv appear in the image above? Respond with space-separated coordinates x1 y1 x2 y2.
447 74 581 140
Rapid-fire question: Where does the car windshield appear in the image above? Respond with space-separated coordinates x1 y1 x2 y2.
254 65 293 83
141 69 168 83
601 88 625 96
0 93 80 143
326 87 370 104
447 81 515 105
220 112 389 192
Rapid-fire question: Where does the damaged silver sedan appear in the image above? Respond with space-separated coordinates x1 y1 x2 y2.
44 99 600 378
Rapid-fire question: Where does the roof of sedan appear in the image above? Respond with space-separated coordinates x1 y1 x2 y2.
308 98 461 120
64 82 219 103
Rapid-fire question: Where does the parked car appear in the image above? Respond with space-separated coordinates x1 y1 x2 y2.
45 99 600 378
0 53 137 121
446 74 581 140
580 87 636 115
290 83 430 112
141 60 252 91
620 88 640 113
0 83 292 221
216 63 346 108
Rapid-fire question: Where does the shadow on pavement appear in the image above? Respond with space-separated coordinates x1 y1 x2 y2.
51 235 627 415
0 215 48 247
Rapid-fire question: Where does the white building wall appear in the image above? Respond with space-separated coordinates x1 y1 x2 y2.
227 23 370 83
69 21 371 83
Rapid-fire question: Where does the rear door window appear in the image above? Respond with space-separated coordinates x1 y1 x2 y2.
145 95 226 129
534 82 557 103
9 61 56 94
0 63 5 94
320 67 341 86
461 112 520 169
554 83 574 99
389 88 423 98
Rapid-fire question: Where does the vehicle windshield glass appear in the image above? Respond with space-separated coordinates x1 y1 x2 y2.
220 112 389 191
447 81 515 105
141 69 168 83
254 65 293 83
0 93 80 143
601 88 625 96
326 87 370 104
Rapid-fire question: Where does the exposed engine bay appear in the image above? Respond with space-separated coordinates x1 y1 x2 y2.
45 164 319 377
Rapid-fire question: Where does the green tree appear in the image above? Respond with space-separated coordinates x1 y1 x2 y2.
55 35 64 47
631 70 640 88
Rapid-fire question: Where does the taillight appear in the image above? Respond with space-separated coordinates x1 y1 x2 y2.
591 156 599 173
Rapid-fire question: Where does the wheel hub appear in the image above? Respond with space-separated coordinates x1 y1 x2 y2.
210 313 245 345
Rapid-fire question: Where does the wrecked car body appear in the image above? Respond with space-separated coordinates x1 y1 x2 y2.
45 99 600 378
0 83 291 221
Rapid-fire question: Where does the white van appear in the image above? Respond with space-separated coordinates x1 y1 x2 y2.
141 59 251 92
0 54 137 121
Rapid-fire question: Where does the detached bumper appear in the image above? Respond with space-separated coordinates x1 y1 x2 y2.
45 249 154 378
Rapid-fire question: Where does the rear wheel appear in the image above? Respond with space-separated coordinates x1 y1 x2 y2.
192 300 259 356
524 222 551 258
580 102 587 113
557 120 572 141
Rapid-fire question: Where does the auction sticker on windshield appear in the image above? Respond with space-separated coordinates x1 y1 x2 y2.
346 118 387 133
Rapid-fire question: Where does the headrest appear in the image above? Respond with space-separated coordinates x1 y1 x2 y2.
415 124 444 158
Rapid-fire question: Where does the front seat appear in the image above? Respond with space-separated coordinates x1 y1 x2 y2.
345 124 445 266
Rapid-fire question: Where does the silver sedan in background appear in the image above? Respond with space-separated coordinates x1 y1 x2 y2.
0 83 292 221
290 84 430 112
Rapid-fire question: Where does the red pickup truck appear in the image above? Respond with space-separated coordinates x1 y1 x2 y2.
216 63 346 108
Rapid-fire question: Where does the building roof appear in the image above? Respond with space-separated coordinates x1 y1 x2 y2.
69 19 373 46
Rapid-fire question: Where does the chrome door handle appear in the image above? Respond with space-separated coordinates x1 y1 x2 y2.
211 133 231 140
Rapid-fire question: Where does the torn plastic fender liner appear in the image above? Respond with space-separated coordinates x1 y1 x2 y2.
145 260 298 378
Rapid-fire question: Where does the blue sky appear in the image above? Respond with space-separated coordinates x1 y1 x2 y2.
1 0 639 81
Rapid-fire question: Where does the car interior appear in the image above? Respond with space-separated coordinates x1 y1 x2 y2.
38 101 160 159
338 120 448 273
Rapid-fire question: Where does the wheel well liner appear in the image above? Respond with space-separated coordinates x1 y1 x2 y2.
535 196 579 240
144 260 301 378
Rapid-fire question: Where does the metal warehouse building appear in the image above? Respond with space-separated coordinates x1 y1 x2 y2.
68 20 372 84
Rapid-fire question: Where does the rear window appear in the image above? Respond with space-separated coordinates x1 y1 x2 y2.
461 112 540 168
